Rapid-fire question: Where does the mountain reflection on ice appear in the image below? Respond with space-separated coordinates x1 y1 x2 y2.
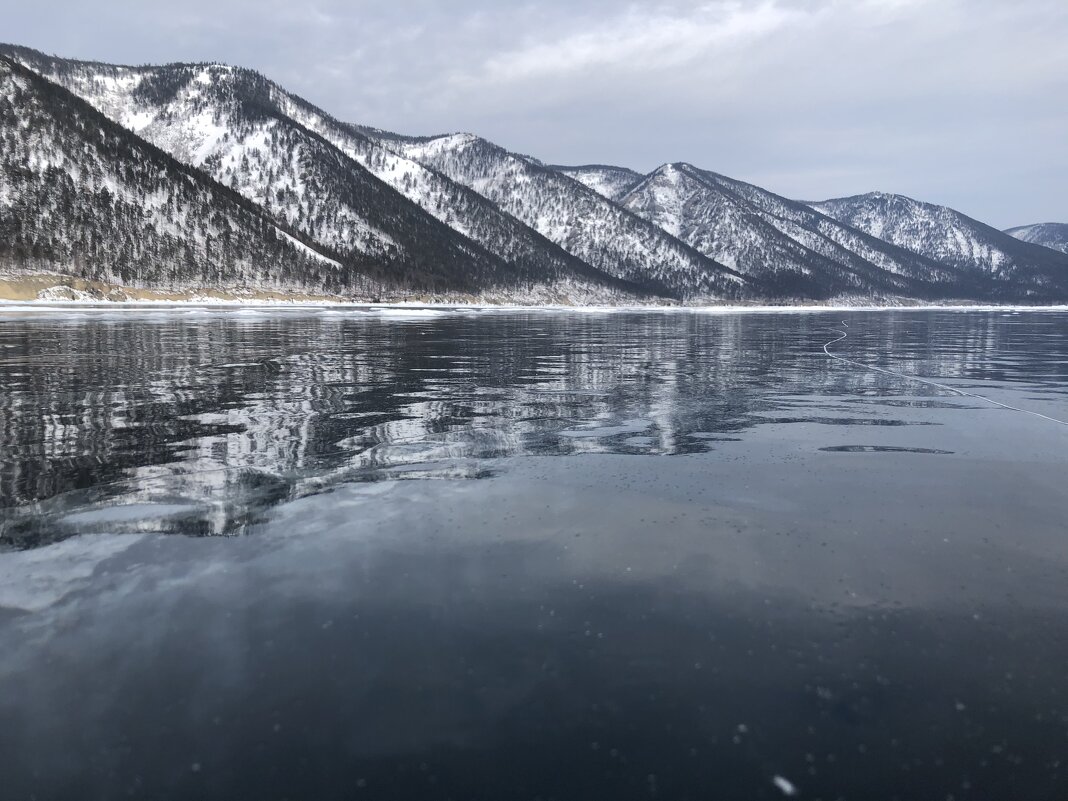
3 308 1066 547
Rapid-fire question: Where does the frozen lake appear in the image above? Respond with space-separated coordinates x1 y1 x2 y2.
1 307 1067 799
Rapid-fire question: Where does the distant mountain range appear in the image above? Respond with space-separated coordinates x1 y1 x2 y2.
603 162 964 299
811 193 1068 298
1 43 1066 305
1004 223 1068 255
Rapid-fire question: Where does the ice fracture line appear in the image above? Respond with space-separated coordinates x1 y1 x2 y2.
822 321 1068 428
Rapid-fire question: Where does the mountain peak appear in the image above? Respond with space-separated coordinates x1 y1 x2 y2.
619 160 957 299
432 132 479 145
655 161 695 175
813 193 1068 295
831 190 911 205
367 127 747 299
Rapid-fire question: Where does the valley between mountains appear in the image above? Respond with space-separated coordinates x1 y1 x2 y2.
2 44 1066 306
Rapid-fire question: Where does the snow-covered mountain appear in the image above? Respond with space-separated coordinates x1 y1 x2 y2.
552 165 644 202
1004 223 1068 255
608 163 972 300
0 55 359 297
261 98 645 299
3 45 643 301
2 42 1065 305
811 193 1068 300
357 129 748 300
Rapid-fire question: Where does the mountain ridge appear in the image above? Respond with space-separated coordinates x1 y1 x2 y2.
356 126 751 300
1004 222 1068 255
614 162 980 300
0 54 380 298
2 44 648 302
1 42 1065 305
811 192 1068 300
552 164 646 202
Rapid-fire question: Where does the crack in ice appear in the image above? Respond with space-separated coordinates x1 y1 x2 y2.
822 321 1068 428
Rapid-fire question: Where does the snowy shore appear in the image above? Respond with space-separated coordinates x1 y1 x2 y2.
3 298 1068 316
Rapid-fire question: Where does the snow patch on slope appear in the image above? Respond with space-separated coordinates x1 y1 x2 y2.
554 164 644 202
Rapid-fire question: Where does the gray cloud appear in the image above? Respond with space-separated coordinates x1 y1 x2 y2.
6 0 1066 227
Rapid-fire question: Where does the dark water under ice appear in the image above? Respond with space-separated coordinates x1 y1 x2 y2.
1 306 1067 800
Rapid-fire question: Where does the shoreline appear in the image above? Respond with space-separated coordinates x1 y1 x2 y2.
3 275 1067 316
3 298 1068 315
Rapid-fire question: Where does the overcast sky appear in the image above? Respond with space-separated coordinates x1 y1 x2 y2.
7 0 1066 227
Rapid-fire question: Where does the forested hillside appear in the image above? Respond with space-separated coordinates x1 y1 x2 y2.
361 130 749 300
4 44 646 302
0 56 370 295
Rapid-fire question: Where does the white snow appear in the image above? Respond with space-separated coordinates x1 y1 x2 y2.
772 776 798 796
812 193 1048 277
557 165 643 201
